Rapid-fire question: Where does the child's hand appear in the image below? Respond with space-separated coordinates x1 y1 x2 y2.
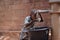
37 18 41 22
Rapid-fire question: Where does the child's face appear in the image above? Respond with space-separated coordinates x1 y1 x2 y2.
31 14 36 20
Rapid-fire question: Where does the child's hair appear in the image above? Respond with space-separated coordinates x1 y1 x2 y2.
30 10 37 19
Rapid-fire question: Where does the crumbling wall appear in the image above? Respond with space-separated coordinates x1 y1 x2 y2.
0 0 50 31
0 0 50 40
0 0 32 31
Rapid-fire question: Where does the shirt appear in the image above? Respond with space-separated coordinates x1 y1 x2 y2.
24 16 31 24
24 16 34 28
20 16 34 39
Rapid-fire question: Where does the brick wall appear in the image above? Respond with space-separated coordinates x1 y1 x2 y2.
0 0 50 31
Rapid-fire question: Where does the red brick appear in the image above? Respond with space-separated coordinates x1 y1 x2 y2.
0 0 50 31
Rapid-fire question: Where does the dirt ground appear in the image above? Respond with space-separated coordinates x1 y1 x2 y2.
0 32 20 40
